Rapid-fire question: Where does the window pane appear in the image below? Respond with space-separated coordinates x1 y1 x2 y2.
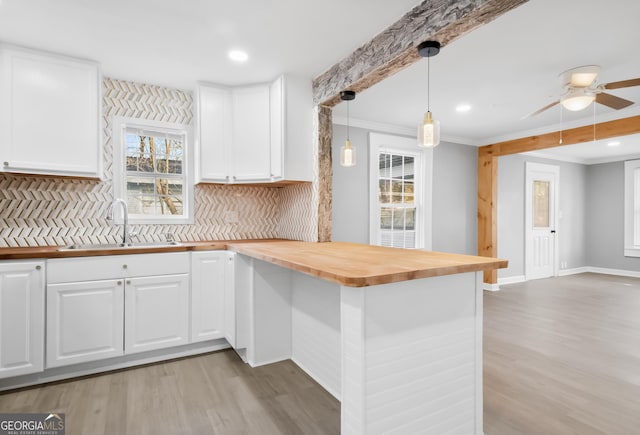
380 207 392 229
533 180 550 228
379 179 390 204
391 180 403 203
404 181 414 204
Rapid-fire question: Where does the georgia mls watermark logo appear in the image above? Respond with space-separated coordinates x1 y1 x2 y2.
0 413 65 435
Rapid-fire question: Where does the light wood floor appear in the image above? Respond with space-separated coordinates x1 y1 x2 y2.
484 273 640 435
1 273 639 434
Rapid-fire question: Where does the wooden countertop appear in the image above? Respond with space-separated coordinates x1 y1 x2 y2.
0 239 280 260
228 241 507 287
0 239 507 287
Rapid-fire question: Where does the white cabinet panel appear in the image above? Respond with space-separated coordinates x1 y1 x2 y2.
231 85 271 182
191 252 226 343
0 44 101 178
0 261 44 379
125 274 189 354
46 280 124 368
196 85 231 182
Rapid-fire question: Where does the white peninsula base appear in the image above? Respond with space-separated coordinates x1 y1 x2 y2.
237 256 484 435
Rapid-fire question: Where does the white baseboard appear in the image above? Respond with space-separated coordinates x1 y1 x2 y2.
498 275 526 285
586 267 640 278
483 282 501 292
558 267 590 276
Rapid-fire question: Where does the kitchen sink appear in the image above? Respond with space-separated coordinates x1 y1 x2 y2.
58 241 182 251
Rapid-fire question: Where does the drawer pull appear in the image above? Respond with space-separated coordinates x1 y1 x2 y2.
126 280 131 285
117 281 122 285
35 265 42 270
3 161 8 167
122 264 128 269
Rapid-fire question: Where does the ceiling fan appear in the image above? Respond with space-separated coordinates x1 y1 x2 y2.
526 65 640 117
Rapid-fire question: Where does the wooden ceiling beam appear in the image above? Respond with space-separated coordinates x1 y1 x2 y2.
479 115 640 157
312 0 529 107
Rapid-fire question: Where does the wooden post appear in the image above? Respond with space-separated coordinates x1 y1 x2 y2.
478 153 497 285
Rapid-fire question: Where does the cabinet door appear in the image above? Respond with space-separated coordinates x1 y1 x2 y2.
0 46 101 178
0 261 44 379
191 252 226 343
269 77 284 180
125 274 189 354
46 280 124 368
231 85 272 182
196 84 232 182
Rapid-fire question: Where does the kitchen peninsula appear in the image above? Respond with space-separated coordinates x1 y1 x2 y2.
0 240 506 434
229 241 506 434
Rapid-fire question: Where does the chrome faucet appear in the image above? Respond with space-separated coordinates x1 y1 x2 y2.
106 198 131 246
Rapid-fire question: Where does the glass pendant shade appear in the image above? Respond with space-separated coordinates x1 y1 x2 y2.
340 139 356 167
418 111 440 148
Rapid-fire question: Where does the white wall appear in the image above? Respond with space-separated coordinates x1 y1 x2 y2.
586 161 640 272
332 124 478 254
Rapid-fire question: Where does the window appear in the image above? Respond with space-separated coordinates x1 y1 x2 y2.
112 117 193 224
624 159 640 256
369 133 432 249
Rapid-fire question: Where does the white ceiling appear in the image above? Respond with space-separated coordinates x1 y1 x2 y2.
1 0 639 161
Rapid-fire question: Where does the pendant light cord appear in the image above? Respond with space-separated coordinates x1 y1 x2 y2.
427 55 431 112
347 100 350 141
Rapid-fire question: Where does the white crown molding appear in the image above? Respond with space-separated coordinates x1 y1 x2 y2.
522 150 640 166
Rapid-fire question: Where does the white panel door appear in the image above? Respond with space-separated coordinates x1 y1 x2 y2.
231 85 271 182
525 162 559 280
125 274 189 354
46 279 124 368
191 252 226 343
0 261 44 379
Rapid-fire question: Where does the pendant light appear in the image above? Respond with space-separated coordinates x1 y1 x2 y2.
417 40 441 148
340 90 356 167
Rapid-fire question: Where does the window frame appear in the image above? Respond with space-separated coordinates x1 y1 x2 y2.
112 116 194 225
368 132 433 249
624 159 640 257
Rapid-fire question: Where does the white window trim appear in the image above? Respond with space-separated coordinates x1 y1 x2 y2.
368 132 433 249
112 116 194 225
624 159 640 257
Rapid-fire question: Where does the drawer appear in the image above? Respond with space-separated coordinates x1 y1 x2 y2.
47 252 189 284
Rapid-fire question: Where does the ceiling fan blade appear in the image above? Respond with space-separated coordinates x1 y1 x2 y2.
595 92 634 110
522 100 560 119
602 78 640 90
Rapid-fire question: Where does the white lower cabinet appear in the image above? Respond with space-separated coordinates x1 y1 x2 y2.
125 274 189 354
191 251 235 344
0 261 45 379
46 279 124 368
46 253 190 368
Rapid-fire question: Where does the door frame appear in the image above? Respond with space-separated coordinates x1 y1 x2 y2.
525 162 560 280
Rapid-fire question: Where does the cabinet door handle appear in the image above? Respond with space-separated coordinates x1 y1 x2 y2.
117 281 123 285
126 280 131 285
122 264 128 269
35 265 42 270
2 161 8 167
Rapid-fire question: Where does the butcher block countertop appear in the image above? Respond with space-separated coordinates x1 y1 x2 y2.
0 239 279 260
228 241 507 287
0 240 507 287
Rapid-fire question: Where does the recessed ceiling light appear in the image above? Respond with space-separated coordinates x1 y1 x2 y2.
228 50 248 62
607 141 621 147
456 103 472 113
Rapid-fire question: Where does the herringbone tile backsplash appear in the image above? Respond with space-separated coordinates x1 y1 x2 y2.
0 78 316 247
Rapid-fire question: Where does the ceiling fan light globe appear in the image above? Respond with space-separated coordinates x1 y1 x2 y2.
561 88 595 111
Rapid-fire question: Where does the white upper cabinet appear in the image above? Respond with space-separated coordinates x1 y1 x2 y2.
231 85 271 182
269 75 313 182
0 44 102 178
196 75 312 184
